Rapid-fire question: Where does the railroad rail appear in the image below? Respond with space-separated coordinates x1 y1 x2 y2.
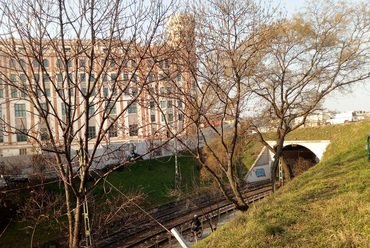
97 180 272 248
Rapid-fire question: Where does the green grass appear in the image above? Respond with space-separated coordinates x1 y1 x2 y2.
0 152 201 247
91 153 201 207
196 121 370 248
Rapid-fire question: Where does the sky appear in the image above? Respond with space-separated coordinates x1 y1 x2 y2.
274 0 370 112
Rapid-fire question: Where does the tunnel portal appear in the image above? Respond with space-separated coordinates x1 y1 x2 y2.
282 144 319 177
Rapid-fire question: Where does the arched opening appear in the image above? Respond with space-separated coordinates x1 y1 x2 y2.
282 144 319 177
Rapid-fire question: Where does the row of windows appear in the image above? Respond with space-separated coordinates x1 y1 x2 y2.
7 58 174 70
8 59 49 68
12 102 135 117
10 100 182 117
87 124 140 139
4 72 181 90
150 113 183 122
2 86 140 99
152 100 182 109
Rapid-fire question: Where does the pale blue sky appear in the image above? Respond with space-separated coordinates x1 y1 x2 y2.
274 0 370 112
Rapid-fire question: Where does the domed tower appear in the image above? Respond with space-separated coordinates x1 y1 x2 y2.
166 12 195 52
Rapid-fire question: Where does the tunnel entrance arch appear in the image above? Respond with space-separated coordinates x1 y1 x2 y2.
246 140 330 183
282 144 319 177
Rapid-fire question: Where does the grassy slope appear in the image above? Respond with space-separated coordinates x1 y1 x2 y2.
197 121 370 248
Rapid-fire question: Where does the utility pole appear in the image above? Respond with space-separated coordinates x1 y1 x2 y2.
279 159 284 186
175 138 180 191
78 138 92 247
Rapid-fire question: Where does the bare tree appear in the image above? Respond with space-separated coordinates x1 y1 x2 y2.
16 187 65 248
164 0 277 211
0 0 184 247
248 0 370 191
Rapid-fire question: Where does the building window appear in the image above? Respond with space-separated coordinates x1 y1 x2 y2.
160 101 166 109
128 103 137 114
160 87 165 94
35 74 40 82
178 114 183 121
34 60 40 68
132 88 138 96
167 100 173 108
0 131 3 143
131 60 136 67
168 114 173 122
15 104 26 117
61 103 66 116
40 103 48 115
123 74 128 81
177 74 182 82
43 75 50 82
0 89 3 98
40 128 49 141
10 74 17 82
20 74 26 82
9 59 15 68
122 60 127 68
111 60 115 67
11 88 18 98
109 125 118 137
67 60 72 68
57 59 62 68
103 74 108 82
88 126 96 139
107 102 116 114
178 101 183 108
80 60 85 68
43 59 49 67
148 74 154 82
150 101 155 109
151 114 156 122
20 59 26 68
19 148 27 155
80 73 86 82
129 124 138 136
57 74 62 82
88 105 94 116
90 74 95 82
46 89 51 97
103 88 108 97
20 90 26 98
17 131 27 142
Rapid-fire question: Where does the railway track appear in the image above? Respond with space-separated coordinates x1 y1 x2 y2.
97 181 272 248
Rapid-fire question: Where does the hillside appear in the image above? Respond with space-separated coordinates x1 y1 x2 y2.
196 121 370 247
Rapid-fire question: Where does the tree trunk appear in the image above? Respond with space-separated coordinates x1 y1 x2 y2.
227 170 249 211
72 198 82 248
280 155 292 180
